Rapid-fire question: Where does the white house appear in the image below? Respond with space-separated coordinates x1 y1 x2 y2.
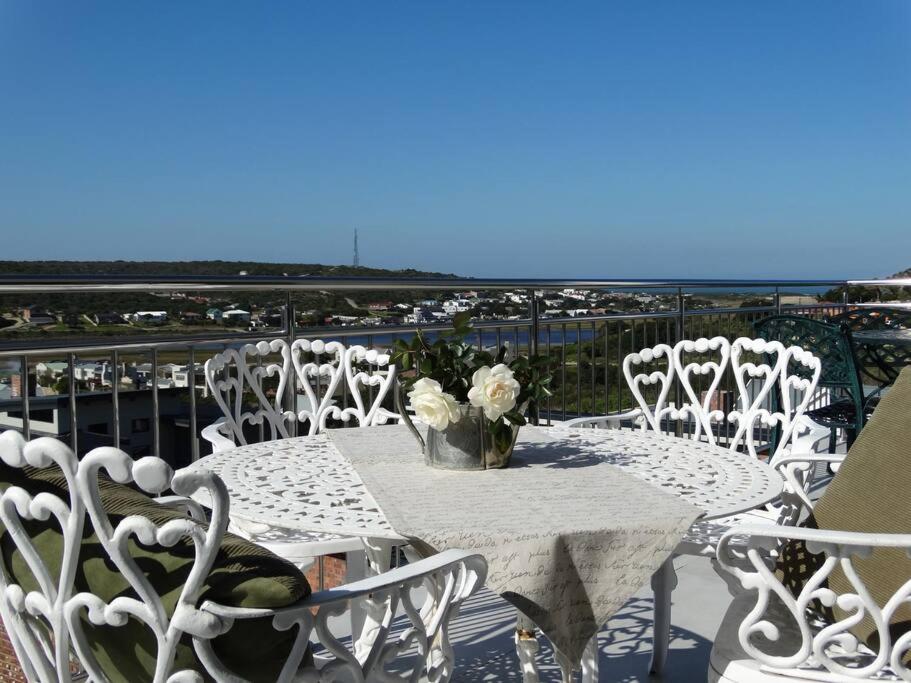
442 299 472 314
73 361 112 386
36 361 68 379
131 311 168 324
222 309 251 323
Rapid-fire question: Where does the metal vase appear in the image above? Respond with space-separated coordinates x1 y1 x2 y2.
396 390 521 470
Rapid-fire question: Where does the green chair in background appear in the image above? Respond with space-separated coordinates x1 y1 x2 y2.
754 315 873 450
826 306 911 385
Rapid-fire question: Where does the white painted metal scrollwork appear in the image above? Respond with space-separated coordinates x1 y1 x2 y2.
203 339 293 451
196 548 486 683
728 338 822 463
674 336 732 444
202 338 401 566
0 433 84 682
716 525 911 681
190 428 782 540
622 343 676 433
568 337 823 465
290 339 399 434
0 432 487 682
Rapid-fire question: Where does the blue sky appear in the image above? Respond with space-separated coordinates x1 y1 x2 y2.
1 1 909 278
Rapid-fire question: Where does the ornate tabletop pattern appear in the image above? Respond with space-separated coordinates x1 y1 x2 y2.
547 428 782 521
853 328 911 344
188 426 782 540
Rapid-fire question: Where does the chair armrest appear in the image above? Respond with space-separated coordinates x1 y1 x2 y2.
201 419 236 453
785 416 831 455
716 524 911 677
563 409 643 429
773 453 847 514
201 548 487 619
194 549 487 678
153 495 208 522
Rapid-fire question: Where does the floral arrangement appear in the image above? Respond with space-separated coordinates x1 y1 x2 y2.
391 313 553 453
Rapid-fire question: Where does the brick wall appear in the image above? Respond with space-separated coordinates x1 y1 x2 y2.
304 553 347 590
0 620 26 683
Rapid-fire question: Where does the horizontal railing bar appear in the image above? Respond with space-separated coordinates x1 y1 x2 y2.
0 274 852 293
0 330 287 357
0 302 843 357
847 278 911 287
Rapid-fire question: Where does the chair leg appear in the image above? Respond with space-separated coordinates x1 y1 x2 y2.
650 555 678 675
515 614 541 683
846 428 857 449
353 538 394 662
581 633 599 682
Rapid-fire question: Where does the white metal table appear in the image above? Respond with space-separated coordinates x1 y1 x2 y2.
853 329 911 345
187 427 783 680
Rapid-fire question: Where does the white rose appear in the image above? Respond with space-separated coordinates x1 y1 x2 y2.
467 364 521 421
407 378 461 431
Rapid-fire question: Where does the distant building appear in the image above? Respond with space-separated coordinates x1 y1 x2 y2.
0 388 216 466
180 311 203 324
131 311 168 324
206 308 223 321
20 306 55 325
222 309 251 324
367 301 392 311
93 312 124 325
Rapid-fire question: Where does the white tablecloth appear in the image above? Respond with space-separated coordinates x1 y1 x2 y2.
328 424 703 664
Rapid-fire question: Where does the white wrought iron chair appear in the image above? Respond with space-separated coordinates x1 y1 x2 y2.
564 336 829 673
202 338 399 452
711 524 911 682
202 338 400 571
0 431 487 683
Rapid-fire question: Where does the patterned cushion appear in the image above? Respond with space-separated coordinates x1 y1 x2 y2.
0 462 311 682
779 365 911 653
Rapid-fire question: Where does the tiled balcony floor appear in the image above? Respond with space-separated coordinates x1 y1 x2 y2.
448 554 725 682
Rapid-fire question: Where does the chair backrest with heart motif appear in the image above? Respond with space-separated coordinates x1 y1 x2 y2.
622 343 676 433
0 431 232 682
727 337 821 460
618 337 821 460
204 339 294 446
290 339 399 434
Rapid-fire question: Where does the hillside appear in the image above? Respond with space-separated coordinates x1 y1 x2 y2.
0 260 457 279
820 266 911 303
0 261 463 337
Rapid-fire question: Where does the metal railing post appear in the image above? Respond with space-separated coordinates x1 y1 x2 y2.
527 289 539 425
19 355 30 440
286 291 297 437
675 289 685 437
112 350 120 447
151 348 160 459
68 352 77 454
775 286 782 315
189 346 199 462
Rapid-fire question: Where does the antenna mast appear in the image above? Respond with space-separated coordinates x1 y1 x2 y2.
353 229 360 267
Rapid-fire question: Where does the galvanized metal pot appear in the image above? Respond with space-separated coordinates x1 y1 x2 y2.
396 390 522 470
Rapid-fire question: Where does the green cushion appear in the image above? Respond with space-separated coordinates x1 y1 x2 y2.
0 461 311 682
779 365 911 653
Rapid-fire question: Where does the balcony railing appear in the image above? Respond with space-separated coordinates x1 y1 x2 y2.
0 274 905 465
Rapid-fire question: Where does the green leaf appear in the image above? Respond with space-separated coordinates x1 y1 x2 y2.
503 411 527 426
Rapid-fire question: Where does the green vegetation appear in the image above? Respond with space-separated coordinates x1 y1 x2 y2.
0 260 461 340
820 267 910 304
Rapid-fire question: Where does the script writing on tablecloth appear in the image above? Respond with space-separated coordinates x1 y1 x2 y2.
328 425 703 664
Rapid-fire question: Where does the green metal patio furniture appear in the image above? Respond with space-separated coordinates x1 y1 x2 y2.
754 315 873 451
826 306 911 386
